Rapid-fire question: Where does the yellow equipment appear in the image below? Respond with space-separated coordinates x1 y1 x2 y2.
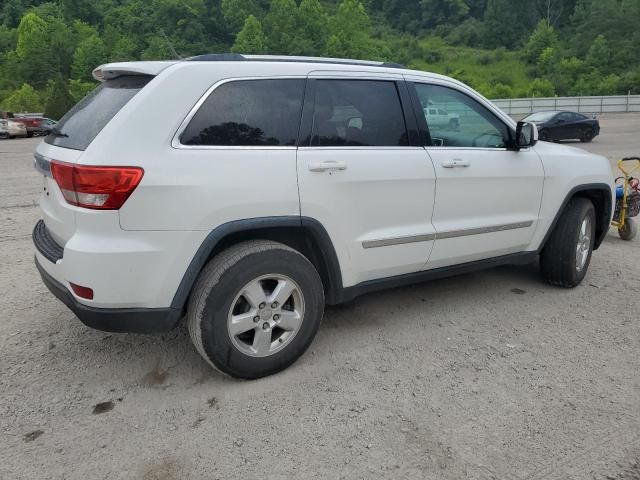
612 157 640 241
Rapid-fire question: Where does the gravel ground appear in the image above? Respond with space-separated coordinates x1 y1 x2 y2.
1 114 639 480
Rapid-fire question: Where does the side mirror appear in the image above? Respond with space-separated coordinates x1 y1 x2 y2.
515 121 538 149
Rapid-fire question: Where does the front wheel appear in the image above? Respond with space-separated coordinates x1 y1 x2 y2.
187 240 325 379
618 219 638 241
540 198 596 287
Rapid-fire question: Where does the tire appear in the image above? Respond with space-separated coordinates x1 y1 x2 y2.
539 130 551 142
540 197 596 287
187 240 325 379
580 128 595 143
618 218 638 241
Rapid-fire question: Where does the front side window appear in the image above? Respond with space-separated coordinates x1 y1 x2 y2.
414 83 510 148
310 80 409 147
181 79 305 146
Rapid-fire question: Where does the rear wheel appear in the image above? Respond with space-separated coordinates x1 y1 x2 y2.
580 128 595 143
541 198 596 287
187 240 325 379
539 129 551 142
618 219 638 241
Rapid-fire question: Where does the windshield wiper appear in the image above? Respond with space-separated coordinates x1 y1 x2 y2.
48 127 68 138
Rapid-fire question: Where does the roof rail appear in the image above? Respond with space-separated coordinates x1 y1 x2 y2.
186 54 405 69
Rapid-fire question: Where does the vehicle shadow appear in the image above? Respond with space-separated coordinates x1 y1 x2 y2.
36 259 547 390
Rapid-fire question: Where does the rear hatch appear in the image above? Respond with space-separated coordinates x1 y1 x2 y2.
35 74 154 245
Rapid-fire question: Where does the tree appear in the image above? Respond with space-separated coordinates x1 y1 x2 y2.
232 15 266 54
264 0 298 54
420 0 469 28
327 0 374 59
0 83 42 112
71 34 107 81
523 20 558 64
585 35 610 72
221 0 264 32
528 78 555 97
69 79 96 102
293 0 329 56
44 76 75 120
16 12 59 88
483 0 536 47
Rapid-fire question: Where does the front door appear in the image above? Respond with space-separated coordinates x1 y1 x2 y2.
409 81 545 269
297 76 437 287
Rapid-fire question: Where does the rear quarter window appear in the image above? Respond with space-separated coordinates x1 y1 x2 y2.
45 75 152 151
180 79 305 147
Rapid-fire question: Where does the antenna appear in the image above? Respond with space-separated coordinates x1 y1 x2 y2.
159 29 183 59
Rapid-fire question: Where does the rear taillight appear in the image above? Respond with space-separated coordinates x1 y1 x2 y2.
50 161 144 210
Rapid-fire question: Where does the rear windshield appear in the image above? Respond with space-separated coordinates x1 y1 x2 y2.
45 75 152 151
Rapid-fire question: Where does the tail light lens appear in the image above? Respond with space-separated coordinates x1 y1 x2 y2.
50 160 144 210
70 282 94 300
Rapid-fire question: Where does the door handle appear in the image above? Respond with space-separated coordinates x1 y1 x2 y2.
309 160 348 172
441 159 470 168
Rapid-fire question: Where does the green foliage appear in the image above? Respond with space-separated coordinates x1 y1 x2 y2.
585 35 609 72
264 0 298 54
420 0 470 28
327 0 376 59
232 15 266 54
523 21 558 64
293 0 329 56
0 83 42 112
0 0 638 107
69 79 96 102
529 78 555 97
44 76 76 120
222 0 264 32
72 34 107 81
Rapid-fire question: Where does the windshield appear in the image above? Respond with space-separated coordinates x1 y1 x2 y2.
45 75 152 151
523 111 557 122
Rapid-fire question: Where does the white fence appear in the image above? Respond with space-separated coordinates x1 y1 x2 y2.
492 95 640 116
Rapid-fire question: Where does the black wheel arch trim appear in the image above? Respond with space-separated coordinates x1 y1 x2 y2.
538 183 613 253
170 216 344 313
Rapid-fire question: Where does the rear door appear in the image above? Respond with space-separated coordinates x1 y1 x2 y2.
296 73 437 287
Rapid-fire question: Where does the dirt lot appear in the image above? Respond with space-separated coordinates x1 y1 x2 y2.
1 114 639 479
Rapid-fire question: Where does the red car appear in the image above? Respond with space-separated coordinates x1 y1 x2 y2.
1 112 47 137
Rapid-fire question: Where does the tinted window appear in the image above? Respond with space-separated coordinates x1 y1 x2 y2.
414 83 509 148
181 79 304 146
557 112 573 122
45 75 152 151
311 80 408 147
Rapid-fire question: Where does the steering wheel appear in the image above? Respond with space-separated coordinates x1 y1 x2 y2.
472 130 503 148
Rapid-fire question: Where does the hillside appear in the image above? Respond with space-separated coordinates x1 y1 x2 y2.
1 0 639 117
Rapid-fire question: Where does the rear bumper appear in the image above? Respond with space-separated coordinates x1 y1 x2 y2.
35 256 181 333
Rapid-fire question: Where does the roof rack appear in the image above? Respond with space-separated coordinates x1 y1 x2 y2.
186 54 405 69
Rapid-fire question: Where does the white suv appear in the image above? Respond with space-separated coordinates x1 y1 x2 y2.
33 55 615 378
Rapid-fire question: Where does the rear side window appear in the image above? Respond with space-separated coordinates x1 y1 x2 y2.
310 80 408 147
181 79 305 147
45 75 152 151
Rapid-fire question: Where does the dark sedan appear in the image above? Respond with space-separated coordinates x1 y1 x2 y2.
523 110 600 143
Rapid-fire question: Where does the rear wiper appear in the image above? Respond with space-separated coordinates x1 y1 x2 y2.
49 127 68 138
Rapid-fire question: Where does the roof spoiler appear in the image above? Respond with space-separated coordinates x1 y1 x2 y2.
92 61 178 82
